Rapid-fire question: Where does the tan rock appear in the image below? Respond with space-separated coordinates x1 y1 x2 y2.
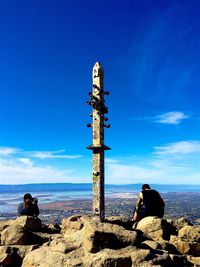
61 215 84 236
15 245 39 260
82 247 133 267
49 237 81 253
130 248 153 264
13 216 42 231
178 226 200 242
1 225 28 245
22 246 85 267
136 216 173 241
187 255 200 265
0 220 14 233
1 224 50 246
168 217 193 231
83 220 142 253
170 235 200 256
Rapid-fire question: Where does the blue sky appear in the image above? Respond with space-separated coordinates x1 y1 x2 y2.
0 0 199 184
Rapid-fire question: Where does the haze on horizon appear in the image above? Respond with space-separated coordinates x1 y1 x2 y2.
0 0 199 185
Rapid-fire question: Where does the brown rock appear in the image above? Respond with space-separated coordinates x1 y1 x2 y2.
83 247 133 267
1 225 29 245
45 223 61 234
130 248 153 264
0 246 22 266
170 235 200 256
22 245 85 267
141 240 162 250
178 226 200 242
0 220 14 233
136 216 174 241
48 237 81 253
168 217 193 231
158 240 179 254
169 254 193 267
105 215 132 230
148 254 173 266
61 214 84 236
1 224 50 246
15 245 39 260
187 255 200 265
13 216 42 231
83 219 142 253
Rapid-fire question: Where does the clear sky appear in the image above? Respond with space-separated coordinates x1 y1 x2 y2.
0 0 199 184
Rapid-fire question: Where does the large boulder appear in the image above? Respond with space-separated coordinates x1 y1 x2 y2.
22 245 85 267
136 216 175 241
13 216 42 231
1 225 29 245
1 224 49 246
169 225 200 256
83 219 144 253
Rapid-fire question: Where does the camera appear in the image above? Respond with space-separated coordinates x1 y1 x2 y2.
32 198 38 204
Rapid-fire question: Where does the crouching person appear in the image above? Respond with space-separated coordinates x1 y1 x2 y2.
133 184 165 222
18 193 39 217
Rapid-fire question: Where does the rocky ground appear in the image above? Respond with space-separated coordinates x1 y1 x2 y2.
0 215 200 266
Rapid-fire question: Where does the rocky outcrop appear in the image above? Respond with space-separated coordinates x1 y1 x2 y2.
136 216 176 241
0 215 199 266
83 218 144 253
170 225 200 256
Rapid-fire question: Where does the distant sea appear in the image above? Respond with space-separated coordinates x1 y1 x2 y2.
0 183 200 213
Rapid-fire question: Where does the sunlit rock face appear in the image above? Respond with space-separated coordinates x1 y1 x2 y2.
0 215 199 266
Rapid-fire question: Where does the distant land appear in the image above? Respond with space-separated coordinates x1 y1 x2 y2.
0 183 200 225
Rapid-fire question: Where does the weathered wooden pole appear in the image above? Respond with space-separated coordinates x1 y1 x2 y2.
87 62 111 221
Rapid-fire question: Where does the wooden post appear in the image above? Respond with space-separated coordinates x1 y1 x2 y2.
87 62 110 221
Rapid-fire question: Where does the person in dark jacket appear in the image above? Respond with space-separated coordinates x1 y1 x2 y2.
133 184 165 222
18 193 39 217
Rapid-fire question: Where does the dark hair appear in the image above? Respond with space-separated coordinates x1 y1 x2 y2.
24 193 33 201
142 184 151 190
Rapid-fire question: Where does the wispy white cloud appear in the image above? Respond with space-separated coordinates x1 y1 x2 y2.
0 147 82 160
154 112 189 125
0 147 20 156
30 150 82 159
130 111 189 125
0 147 85 184
0 158 76 184
105 140 200 184
154 140 200 155
17 158 34 167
